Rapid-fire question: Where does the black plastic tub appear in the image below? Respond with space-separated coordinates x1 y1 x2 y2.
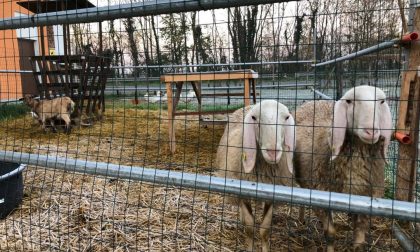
0 162 26 219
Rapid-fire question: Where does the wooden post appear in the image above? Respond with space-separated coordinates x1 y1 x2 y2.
251 79 257 104
60 1 66 56
63 25 68 56
191 81 202 120
244 78 250 107
395 7 420 202
173 82 183 110
39 26 46 56
99 22 103 54
166 82 176 153
67 24 71 55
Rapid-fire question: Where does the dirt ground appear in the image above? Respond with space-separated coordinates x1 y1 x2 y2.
0 109 401 251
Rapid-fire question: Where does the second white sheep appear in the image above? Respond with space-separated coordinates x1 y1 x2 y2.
215 100 295 252
294 85 393 251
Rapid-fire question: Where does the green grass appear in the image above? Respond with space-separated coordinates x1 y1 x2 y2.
0 103 29 121
384 182 394 199
384 159 398 200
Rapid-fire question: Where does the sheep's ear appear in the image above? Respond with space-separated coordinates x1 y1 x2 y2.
242 113 257 173
331 100 347 160
284 115 295 174
379 101 392 162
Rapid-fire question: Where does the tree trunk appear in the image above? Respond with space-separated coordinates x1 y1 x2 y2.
151 16 162 68
124 17 140 77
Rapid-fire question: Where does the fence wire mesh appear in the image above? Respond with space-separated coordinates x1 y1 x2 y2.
0 0 418 251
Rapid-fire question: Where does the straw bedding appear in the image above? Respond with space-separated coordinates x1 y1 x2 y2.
0 109 400 251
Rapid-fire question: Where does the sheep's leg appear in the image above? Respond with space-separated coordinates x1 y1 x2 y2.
315 209 336 252
41 118 48 132
61 114 72 133
49 120 57 133
260 202 273 252
352 214 367 251
239 200 255 252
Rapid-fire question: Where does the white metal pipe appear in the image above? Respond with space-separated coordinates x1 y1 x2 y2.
393 223 419 251
106 83 313 91
110 61 313 69
0 0 298 30
313 40 398 67
0 150 419 222
310 88 333 100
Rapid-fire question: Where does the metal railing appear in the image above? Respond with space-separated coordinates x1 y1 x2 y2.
0 0 298 30
313 33 417 67
0 150 419 222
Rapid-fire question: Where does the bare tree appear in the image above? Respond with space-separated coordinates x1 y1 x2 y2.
191 12 213 71
109 19 122 77
161 14 191 68
150 16 162 67
124 17 140 77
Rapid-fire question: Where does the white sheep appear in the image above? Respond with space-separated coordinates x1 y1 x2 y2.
216 100 295 252
23 95 75 133
179 90 196 104
147 91 168 103
294 85 392 251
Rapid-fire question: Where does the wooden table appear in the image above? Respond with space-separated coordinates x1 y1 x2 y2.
160 69 258 153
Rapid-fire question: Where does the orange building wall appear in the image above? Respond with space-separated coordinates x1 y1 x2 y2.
0 0 48 101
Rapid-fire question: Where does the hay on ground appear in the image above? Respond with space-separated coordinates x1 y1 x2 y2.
0 109 401 251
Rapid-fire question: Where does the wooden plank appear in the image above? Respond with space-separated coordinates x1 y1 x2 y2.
173 82 183 111
166 82 176 153
201 92 260 97
160 70 258 82
30 59 45 97
91 58 104 118
31 69 83 75
85 57 101 116
174 109 237 116
191 81 201 103
44 83 80 88
78 56 89 118
395 7 420 202
244 78 250 106
201 92 247 97
200 120 227 125
396 74 420 201
251 78 257 104
31 55 86 62
161 73 256 82
191 81 202 120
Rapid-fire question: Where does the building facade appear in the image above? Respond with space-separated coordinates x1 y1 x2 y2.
0 0 64 101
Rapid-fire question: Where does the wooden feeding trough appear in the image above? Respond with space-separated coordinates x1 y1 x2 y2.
17 0 111 126
30 55 111 124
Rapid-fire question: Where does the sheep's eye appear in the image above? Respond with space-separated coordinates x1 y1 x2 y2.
251 116 257 121
346 100 352 104
380 100 385 104
285 115 290 120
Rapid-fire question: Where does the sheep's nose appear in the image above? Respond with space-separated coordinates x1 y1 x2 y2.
364 129 379 138
266 149 278 160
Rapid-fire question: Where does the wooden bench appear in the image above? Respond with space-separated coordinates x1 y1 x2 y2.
160 69 258 153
